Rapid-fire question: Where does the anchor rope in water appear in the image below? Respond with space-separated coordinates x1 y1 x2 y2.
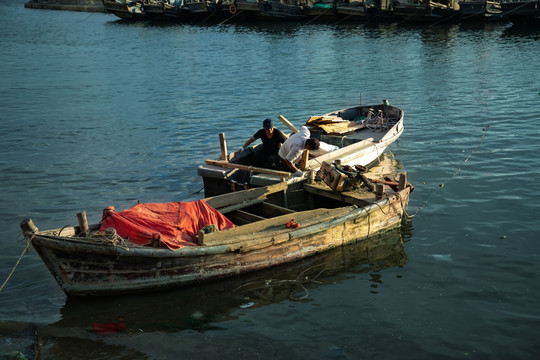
407 110 490 219
0 234 33 294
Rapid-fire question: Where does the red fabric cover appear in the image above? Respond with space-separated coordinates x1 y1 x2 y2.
100 200 234 250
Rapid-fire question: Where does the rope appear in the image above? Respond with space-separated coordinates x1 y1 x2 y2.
218 8 245 25
303 7 331 26
0 234 33 294
408 111 490 218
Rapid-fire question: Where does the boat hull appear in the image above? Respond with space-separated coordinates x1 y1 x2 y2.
103 0 146 20
501 0 540 25
26 187 410 296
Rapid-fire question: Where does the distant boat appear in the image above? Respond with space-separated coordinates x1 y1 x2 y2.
500 0 540 25
393 0 461 23
305 1 338 22
103 0 146 20
21 173 413 296
257 0 309 20
142 0 186 20
335 0 367 20
458 0 504 21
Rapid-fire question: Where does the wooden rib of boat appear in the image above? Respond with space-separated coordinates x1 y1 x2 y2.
103 0 146 20
20 170 412 297
198 100 403 197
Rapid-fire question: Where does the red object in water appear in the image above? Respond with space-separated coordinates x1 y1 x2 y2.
99 200 234 249
286 219 300 228
92 322 126 334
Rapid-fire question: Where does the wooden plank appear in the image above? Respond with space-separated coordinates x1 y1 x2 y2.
205 159 291 178
305 138 374 170
200 207 350 247
204 181 288 210
278 115 299 133
303 182 375 207
300 149 308 171
259 201 296 217
229 209 267 224
219 133 227 160
217 198 265 214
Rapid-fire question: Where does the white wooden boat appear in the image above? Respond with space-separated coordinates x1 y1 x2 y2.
21 170 412 297
198 100 403 197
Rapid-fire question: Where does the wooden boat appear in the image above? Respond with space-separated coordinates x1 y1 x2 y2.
198 100 403 197
103 0 146 20
458 0 503 21
393 0 461 23
304 1 338 22
142 0 186 20
20 169 412 297
257 0 309 20
500 0 540 25
142 0 167 20
335 0 367 20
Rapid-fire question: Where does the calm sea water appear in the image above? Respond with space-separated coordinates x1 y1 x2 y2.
1 1 540 358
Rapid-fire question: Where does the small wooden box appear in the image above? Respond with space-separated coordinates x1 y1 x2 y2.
316 161 347 192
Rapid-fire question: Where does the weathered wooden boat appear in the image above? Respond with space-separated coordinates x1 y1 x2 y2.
304 1 338 22
181 0 235 21
335 0 367 20
500 0 539 25
258 0 309 19
393 0 461 23
458 0 504 21
198 100 403 197
230 0 261 20
142 0 186 20
20 168 412 297
103 0 146 20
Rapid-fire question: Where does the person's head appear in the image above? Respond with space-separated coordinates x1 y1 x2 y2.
263 118 274 131
305 138 320 151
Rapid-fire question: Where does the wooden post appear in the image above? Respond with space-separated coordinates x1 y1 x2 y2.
20 218 38 235
300 150 309 171
398 172 407 191
277 115 299 133
375 184 385 200
219 133 227 161
77 212 89 236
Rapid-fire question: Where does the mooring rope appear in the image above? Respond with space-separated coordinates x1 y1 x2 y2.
408 111 490 218
0 234 33 294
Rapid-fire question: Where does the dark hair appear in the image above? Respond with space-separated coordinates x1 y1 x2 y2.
306 138 320 150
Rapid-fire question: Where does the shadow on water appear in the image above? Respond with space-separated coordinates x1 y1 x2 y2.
1 223 411 358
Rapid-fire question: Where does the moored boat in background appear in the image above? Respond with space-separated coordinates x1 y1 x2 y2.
393 0 461 23
500 0 539 25
458 0 504 21
103 0 146 19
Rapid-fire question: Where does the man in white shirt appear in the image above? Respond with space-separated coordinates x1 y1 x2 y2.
278 126 320 176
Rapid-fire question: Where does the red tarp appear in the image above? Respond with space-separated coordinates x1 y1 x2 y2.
100 200 234 250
